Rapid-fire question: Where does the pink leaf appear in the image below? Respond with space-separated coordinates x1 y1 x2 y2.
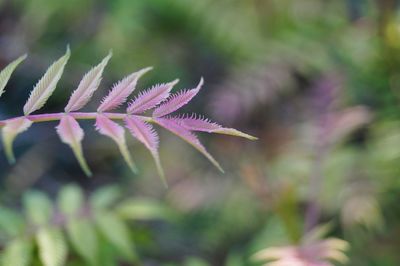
167 114 257 140
65 52 112 112
153 78 203 117
127 79 178 114
56 115 91 176
170 114 221 132
124 115 166 186
98 67 152 112
95 114 137 172
155 117 223 173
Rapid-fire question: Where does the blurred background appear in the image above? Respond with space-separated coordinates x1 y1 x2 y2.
0 0 399 265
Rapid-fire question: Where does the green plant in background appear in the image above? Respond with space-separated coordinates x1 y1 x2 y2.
0 184 173 266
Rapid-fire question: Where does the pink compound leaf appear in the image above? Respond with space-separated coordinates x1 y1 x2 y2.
98 67 152 112
153 78 203 118
65 51 112 112
127 79 179 114
124 115 166 186
95 114 137 173
56 115 92 176
155 117 224 173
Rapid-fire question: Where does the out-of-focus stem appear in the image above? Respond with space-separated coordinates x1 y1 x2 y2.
304 115 330 233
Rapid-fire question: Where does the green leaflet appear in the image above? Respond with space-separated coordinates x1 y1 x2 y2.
66 219 98 265
1 237 32 266
89 185 121 210
116 199 172 221
0 54 27 98
1 118 33 164
95 212 137 262
23 47 70 115
36 227 67 266
57 184 84 216
23 190 52 226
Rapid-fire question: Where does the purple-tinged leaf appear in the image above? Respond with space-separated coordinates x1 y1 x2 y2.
153 78 203 117
127 79 179 114
65 51 112 112
155 117 224 173
56 115 91 176
0 54 27 98
170 114 221 132
1 117 32 163
98 67 152 112
24 47 70 115
171 114 257 140
95 114 137 173
124 115 166 186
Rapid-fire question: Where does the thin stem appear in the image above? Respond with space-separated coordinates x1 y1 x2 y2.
0 112 154 127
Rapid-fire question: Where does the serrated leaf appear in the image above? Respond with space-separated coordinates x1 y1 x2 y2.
57 184 83 216
36 227 67 266
98 67 152 112
170 114 257 140
1 117 32 164
124 115 166 186
95 212 136 262
23 190 52 226
56 115 92 176
65 51 112 112
2 237 32 266
23 47 70 115
66 219 98 265
95 114 137 173
90 185 121 210
155 117 224 173
127 79 178 114
0 54 27 98
153 78 203 117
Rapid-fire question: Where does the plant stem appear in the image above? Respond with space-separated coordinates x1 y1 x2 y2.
0 112 154 127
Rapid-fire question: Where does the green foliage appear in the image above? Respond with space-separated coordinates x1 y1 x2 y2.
0 185 170 266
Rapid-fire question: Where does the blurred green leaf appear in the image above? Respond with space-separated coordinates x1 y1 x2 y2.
36 227 67 266
2 237 32 266
23 191 53 225
58 184 84 216
0 207 24 237
90 185 120 210
115 198 172 220
95 212 136 262
66 219 98 266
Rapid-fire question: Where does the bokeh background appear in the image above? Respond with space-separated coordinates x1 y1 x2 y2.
0 0 399 265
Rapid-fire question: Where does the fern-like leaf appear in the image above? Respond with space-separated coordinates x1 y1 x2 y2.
155 117 223 173
23 47 70 115
124 115 165 186
127 79 178 114
171 114 257 140
98 67 152 112
56 115 91 176
153 78 203 117
65 51 112 112
95 114 137 173
0 54 27 98
1 118 33 164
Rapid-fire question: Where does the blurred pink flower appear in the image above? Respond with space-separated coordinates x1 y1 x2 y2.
253 238 349 266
